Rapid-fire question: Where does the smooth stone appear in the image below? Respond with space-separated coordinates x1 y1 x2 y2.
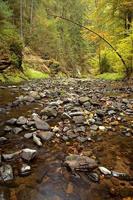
40 106 57 117
6 118 17 125
108 110 116 115
37 131 54 141
64 154 98 172
96 110 105 118
77 136 87 143
52 126 60 133
0 137 7 144
21 148 37 161
69 112 83 117
74 126 85 133
24 133 33 139
33 134 42 146
73 116 85 124
12 127 23 134
20 164 31 176
0 108 6 114
17 116 27 125
98 166 111 175
90 125 98 131
99 126 106 131
79 96 90 104
4 126 12 132
2 151 21 161
24 96 35 102
0 164 13 182
62 136 69 141
87 172 99 182
27 121 35 126
35 118 50 131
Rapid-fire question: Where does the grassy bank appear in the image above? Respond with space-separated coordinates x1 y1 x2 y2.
96 73 125 81
0 67 49 83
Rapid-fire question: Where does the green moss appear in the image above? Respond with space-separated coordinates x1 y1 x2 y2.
96 73 125 81
25 68 49 79
0 74 5 82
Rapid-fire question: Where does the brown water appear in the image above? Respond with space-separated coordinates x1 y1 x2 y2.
0 80 133 200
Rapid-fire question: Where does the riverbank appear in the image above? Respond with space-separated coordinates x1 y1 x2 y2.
0 78 133 200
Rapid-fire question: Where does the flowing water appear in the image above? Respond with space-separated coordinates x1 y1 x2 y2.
0 79 133 200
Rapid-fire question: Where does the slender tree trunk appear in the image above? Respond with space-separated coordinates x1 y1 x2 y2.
30 0 34 33
20 0 23 40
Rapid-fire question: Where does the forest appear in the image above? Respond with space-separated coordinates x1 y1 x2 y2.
0 0 132 81
0 1 133 200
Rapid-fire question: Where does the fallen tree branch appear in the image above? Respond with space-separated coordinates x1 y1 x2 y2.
48 13 128 75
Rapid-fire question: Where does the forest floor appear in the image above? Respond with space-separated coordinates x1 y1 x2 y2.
0 78 133 200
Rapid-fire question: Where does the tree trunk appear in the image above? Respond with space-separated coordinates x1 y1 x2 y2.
20 0 23 40
30 0 34 33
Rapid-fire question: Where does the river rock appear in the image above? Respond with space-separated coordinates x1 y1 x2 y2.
98 166 111 175
0 164 13 182
37 131 54 141
0 108 6 114
99 126 106 131
87 172 99 182
33 134 42 146
24 95 35 102
90 124 98 131
0 137 7 144
73 116 85 124
79 96 90 104
77 136 87 143
24 132 33 139
6 118 17 125
12 127 23 134
35 118 50 131
21 148 37 161
40 106 57 117
64 154 98 172
4 126 12 132
108 110 116 115
2 151 21 161
17 116 27 125
20 164 31 176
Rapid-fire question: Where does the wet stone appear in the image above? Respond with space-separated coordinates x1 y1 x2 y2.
77 136 87 143
64 154 98 172
74 126 85 133
21 148 37 161
108 110 116 115
24 132 33 139
0 137 7 144
73 116 85 124
12 127 23 134
4 126 12 132
38 131 54 141
90 124 98 131
20 164 31 176
16 116 27 125
41 106 57 117
0 164 13 182
35 118 50 131
79 96 90 104
6 118 17 125
87 172 99 182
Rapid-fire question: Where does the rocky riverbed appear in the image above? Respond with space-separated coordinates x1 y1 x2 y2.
0 78 133 200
